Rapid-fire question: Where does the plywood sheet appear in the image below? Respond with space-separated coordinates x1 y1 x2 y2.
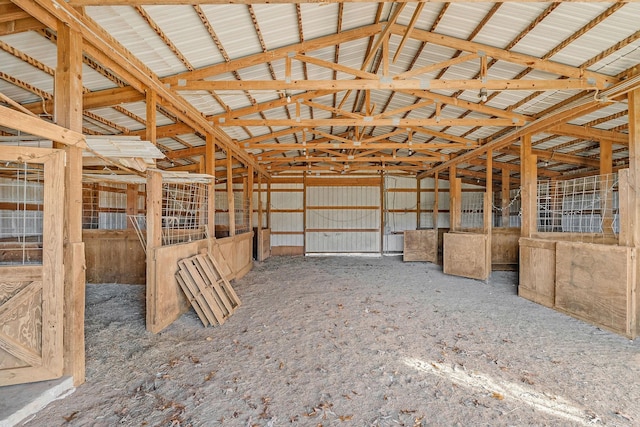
147 240 206 333
555 242 635 338
443 232 489 281
518 238 556 308
403 229 437 262
83 230 146 284
491 228 520 267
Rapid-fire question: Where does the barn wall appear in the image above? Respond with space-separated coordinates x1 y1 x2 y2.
269 180 304 256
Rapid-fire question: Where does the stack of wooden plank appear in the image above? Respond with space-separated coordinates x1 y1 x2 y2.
175 252 241 326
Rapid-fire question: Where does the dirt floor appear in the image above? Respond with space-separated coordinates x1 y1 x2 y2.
19 255 640 426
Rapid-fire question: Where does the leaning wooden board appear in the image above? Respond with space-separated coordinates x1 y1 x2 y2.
175 252 241 327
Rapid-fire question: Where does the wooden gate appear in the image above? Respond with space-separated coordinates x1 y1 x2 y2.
0 147 64 386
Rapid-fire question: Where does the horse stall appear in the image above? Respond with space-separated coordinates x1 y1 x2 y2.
83 171 254 334
519 172 638 339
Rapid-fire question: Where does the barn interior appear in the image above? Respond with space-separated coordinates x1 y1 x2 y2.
1 0 640 423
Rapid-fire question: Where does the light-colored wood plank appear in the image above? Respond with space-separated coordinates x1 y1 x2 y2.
555 242 634 338
403 229 437 263
443 232 489 281
518 238 556 308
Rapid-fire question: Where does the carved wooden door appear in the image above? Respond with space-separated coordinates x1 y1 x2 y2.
0 147 64 386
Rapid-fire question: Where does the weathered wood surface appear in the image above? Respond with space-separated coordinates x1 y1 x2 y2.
83 229 146 284
271 245 304 256
403 229 437 263
518 238 556 308
491 228 520 270
443 232 489 281
258 228 271 262
555 242 636 338
147 233 253 334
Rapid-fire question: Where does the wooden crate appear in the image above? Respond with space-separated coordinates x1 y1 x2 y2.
518 238 556 308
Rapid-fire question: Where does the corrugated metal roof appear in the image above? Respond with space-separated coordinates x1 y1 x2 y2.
1 1 638 179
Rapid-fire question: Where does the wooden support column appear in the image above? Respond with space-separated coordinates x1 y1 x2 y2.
520 134 537 238
380 173 385 254
226 153 235 236
484 150 493 233
628 88 640 336
433 173 439 230
145 170 163 331
248 165 254 231
416 177 421 229
501 171 510 227
257 173 263 258
484 150 493 278
266 179 272 229
449 166 461 231
205 135 215 237
55 22 86 386
205 134 215 175
628 89 640 247
146 89 157 145
126 184 138 229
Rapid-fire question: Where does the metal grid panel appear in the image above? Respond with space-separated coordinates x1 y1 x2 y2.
537 173 619 235
0 163 44 265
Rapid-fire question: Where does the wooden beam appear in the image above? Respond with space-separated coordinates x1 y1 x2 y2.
0 106 85 147
218 118 523 127
176 78 603 92
392 24 618 87
501 171 510 227
498 146 599 168
550 123 628 145
15 0 266 176
227 154 235 236
520 134 537 238
54 22 85 386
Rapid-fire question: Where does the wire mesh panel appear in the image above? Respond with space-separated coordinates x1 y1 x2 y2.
161 182 210 245
537 173 619 235
492 188 521 228
460 191 484 229
0 162 44 265
215 191 251 237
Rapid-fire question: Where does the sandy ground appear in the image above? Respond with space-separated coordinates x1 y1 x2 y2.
19 255 640 427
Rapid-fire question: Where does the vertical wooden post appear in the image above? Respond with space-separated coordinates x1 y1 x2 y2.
501 171 510 227
145 170 163 331
257 173 263 260
226 153 235 236
484 150 493 233
55 22 86 386
126 184 138 229
484 150 493 278
520 134 537 238
449 165 461 231
145 89 157 145
303 174 308 254
206 136 215 237
628 89 640 247
266 179 272 229
380 173 385 254
416 177 421 229
628 88 640 336
433 172 439 230
248 165 254 231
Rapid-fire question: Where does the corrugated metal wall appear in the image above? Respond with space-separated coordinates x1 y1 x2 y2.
269 181 304 250
306 182 381 254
